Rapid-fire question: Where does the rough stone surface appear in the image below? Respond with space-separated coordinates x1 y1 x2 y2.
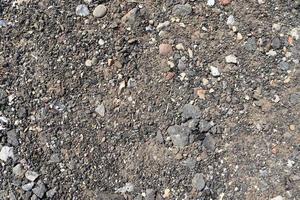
167 125 191 147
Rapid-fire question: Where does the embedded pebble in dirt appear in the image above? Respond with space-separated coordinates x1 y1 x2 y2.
0 1 299 199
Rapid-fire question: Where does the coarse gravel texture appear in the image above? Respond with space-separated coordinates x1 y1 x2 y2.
0 0 300 199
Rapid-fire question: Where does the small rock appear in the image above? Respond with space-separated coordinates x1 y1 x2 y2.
85 59 92 67
245 37 257 51
290 92 300 105
290 27 300 40
271 37 281 49
207 0 215 6
192 173 206 191
181 158 197 170
270 196 284 200
159 44 172 56
7 129 18 146
198 120 213 133
22 182 35 191
95 103 105 117
203 133 216 151
175 43 185 50
266 50 277 56
93 5 107 18
210 66 220 77
219 0 232 6
127 78 136 88
227 15 235 26
172 4 192 17
145 189 156 200
46 188 57 198
13 164 24 177
98 39 105 46
278 61 290 71
116 182 134 193
237 33 243 41
177 60 187 71
156 131 164 144
32 181 47 198
181 104 201 120
76 4 90 17
84 0 92 4
225 54 238 64
0 20 7 28
0 146 14 162
272 23 281 32
48 154 60 163
25 171 39 182
156 21 170 31
121 8 138 25
167 125 191 147
31 195 38 200
289 124 296 131
258 0 265 4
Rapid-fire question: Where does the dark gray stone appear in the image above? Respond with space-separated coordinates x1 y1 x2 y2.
0 89 7 105
167 125 191 147
7 129 18 146
271 37 281 49
203 133 216 151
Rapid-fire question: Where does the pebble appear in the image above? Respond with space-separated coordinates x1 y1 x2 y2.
159 44 173 56
272 23 281 32
22 182 35 191
145 189 156 200
181 158 196 170
48 153 60 163
227 15 235 26
290 27 300 40
167 125 191 147
76 4 90 17
289 92 300 105
270 196 284 200
85 59 92 67
32 180 47 198
289 124 296 131
13 164 24 177
237 33 243 41
219 0 232 6
183 119 199 131
175 43 185 50
245 37 257 51
225 54 238 64
7 129 18 146
192 173 206 191
172 4 192 17
203 133 216 151
278 61 290 71
210 66 220 77
93 5 107 18
46 188 57 198
198 120 213 133
271 37 281 49
84 0 92 4
258 0 265 4
0 20 7 28
115 182 134 193
207 0 215 6
98 39 105 46
177 60 187 71
0 146 14 162
127 78 136 88
181 104 201 120
25 171 39 182
95 103 105 117
121 8 138 25
266 50 277 56
156 21 170 31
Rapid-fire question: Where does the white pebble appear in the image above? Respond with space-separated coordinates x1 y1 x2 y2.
0 146 14 162
225 55 238 64
227 15 235 26
207 0 215 7
210 66 220 77
76 4 90 17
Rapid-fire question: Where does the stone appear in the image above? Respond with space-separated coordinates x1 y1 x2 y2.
98 39 105 46
272 23 281 32
25 171 39 182
177 60 187 71
181 158 196 170
210 66 220 77
290 92 300 105
159 44 172 56
175 43 185 50
290 27 300 40
258 0 265 4
127 78 136 88
172 4 192 17
76 4 90 17
32 181 47 198
7 129 18 146
183 119 199 131
237 33 243 41
85 59 92 67
95 103 105 117
227 15 235 26
198 120 213 133
0 146 14 162
0 20 7 28
145 189 156 200
278 61 290 71
219 0 232 6
156 21 170 31
203 133 216 151
192 173 206 191
115 182 134 193
22 182 35 191
271 37 281 49
270 196 284 200
46 188 57 198
48 154 60 163
225 55 238 64
121 8 138 25
167 125 191 147
13 164 24 177
0 88 7 105
207 0 215 6
93 5 107 18
245 37 257 51
156 131 164 144
181 104 201 120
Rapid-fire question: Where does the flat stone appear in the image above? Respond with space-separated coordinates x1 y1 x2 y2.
7 129 18 146
192 173 206 191
32 181 47 198
93 5 107 18
22 182 35 191
159 44 172 56
76 4 90 17
181 104 201 120
95 103 105 117
225 54 238 64
172 4 192 17
177 59 187 71
0 146 14 162
25 171 39 182
167 125 191 147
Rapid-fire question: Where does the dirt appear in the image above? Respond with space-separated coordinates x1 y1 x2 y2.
0 0 299 199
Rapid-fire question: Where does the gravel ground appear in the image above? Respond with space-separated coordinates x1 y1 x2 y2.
0 0 300 199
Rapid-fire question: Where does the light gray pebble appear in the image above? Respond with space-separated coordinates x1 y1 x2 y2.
181 104 201 120
95 103 105 117
7 129 18 146
278 61 290 71
210 66 220 77
207 0 215 6
177 59 187 71
76 4 90 17
192 173 206 191
25 171 39 182
245 37 257 51
290 92 300 105
13 164 24 177
32 180 47 198
271 37 281 49
22 182 35 191
145 189 156 200
181 158 197 170
46 188 57 198
0 146 14 162
93 5 107 18
48 154 60 163
167 125 191 147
